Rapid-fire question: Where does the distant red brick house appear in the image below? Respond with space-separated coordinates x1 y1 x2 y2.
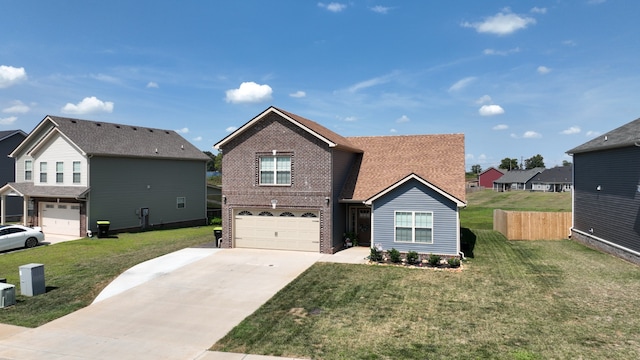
478 167 504 189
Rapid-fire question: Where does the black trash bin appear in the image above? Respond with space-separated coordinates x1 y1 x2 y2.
213 226 222 247
97 221 110 238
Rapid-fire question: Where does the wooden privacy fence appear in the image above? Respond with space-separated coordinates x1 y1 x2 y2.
493 209 572 240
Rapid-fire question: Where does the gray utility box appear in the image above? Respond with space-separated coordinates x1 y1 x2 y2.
0 283 16 308
19 263 45 296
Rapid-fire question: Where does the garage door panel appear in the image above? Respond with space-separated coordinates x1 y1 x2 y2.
234 211 319 252
40 202 80 236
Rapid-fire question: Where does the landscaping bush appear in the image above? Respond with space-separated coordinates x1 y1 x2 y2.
388 248 401 263
448 257 461 268
370 246 383 262
209 217 222 226
428 253 441 266
406 251 419 265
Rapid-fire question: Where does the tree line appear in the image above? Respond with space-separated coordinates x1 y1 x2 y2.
470 154 571 174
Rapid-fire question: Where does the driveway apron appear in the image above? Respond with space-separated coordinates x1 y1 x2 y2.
0 249 323 360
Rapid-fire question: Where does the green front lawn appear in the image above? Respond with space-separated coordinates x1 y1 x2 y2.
0 226 215 327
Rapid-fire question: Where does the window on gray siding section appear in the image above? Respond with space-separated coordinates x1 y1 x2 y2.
177 197 186 209
73 161 81 183
395 211 433 243
24 160 32 181
259 156 291 185
39 162 47 183
56 162 64 183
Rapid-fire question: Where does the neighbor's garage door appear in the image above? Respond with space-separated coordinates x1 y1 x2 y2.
40 202 80 236
234 209 320 252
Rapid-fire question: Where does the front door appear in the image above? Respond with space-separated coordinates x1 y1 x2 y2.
350 207 371 246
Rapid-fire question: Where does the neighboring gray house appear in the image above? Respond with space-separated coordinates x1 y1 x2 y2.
567 117 640 264
493 168 544 192
0 130 27 221
214 106 467 256
530 166 573 192
0 116 209 237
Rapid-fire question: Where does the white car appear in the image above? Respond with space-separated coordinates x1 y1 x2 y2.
0 225 45 252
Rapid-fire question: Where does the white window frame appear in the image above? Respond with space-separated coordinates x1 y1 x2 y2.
394 211 433 244
176 197 186 209
24 160 32 181
72 161 81 184
259 155 291 185
39 162 47 183
56 161 64 183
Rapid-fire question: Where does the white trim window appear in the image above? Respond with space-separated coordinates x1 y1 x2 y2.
24 160 32 181
56 162 64 183
73 161 81 184
395 211 433 243
177 197 186 209
259 156 291 185
39 162 47 183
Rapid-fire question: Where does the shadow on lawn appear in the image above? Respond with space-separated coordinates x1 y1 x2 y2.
460 227 476 258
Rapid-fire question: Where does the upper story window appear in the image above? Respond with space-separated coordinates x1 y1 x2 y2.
56 162 64 183
73 161 81 184
259 156 291 185
395 211 433 244
24 160 32 181
176 197 186 209
39 162 47 183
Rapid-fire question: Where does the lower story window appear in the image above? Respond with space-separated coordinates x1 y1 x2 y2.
177 197 186 209
395 211 433 243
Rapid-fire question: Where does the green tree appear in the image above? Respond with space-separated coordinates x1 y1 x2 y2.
562 160 572 167
471 164 482 174
524 154 545 169
499 158 519 170
203 151 216 171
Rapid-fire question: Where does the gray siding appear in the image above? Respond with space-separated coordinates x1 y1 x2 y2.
88 156 206 232
573 146 640 253
372 179 459 255
1 133 26 217
331 149 358 247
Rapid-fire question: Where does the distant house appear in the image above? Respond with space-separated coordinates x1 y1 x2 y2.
214 106 467 256
0 116 209 237
567 117 640 264
493 168 544 192
478 167 504 189
0 130 27 221
530 166 572 192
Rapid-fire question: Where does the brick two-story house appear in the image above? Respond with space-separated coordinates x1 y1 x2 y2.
214 106 466 255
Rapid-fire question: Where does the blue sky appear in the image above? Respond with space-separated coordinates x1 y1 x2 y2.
2 1 639 170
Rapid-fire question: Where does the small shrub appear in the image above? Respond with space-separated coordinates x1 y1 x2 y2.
428 254 441 266
209 217 222 226
406 251 419 265
448 257 461 268
388 248 401 263
370 246 383 262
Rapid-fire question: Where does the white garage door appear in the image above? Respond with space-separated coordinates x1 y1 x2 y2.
234 209 320 252
40 202 80 236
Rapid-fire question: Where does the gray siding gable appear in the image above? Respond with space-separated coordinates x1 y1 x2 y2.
372 178 459 256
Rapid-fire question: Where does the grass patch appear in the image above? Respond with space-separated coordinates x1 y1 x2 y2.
0 226 215 327
212 230 640 359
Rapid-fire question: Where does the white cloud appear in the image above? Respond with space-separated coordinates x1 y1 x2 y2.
462 10 536 35
318 2 346 12
478 104 505 116
91 73 120 84
530 7 547 14
0 116 17 125
0 65 27 88
448 77 476 92
560 126 581 135
225 126 237 133
483 47 520 56
586 130 601 137
523 131 542 138
396 115 410 123
390 128 397 133
193 136 202 142
476 95 492 104
61 96 114 115
3 100 29 114
537 66 551 74
493 124 509 130
347 72 397 93
225 82 273 104
370 5 391 14
175 127 189 134
289 90 306 98
343 116 358 122
146 81 159 88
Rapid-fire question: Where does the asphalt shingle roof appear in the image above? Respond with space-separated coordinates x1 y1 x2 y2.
4 182 89 198
343 134 466 203
531 166 572 183
567 117 640 154
43 116 209 161
494 168 544 184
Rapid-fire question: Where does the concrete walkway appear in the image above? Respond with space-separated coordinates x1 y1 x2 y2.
0 247 369 360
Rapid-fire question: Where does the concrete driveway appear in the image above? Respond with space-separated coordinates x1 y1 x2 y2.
0 248 351 360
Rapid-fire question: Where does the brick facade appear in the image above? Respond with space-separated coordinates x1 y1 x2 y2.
220 113 340 254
